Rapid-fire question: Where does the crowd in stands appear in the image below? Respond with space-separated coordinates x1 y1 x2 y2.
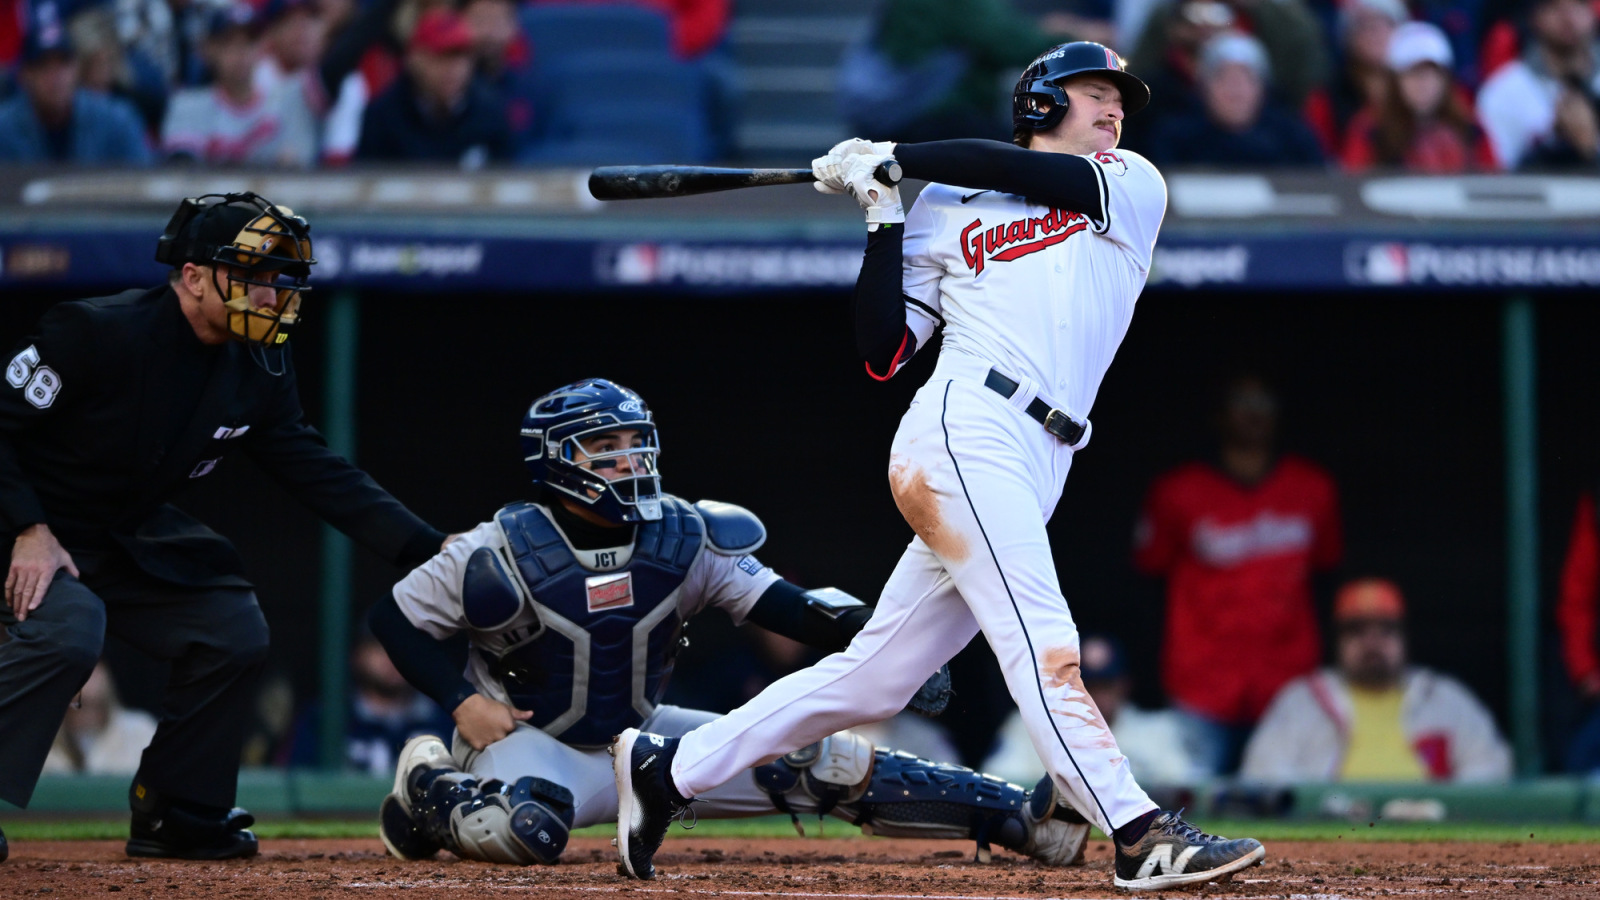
1 0 1596 169
0 0 730 166
879 0 1599 170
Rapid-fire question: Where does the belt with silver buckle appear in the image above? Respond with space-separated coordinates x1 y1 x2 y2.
982 368 1087 445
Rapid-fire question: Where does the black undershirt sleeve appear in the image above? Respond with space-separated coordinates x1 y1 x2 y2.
894 139 1105 217
745 579 873 652
853 224 912 378
368 593 477 714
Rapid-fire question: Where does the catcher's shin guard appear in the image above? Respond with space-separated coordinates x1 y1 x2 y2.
754 735 1081 865
405 767 576 865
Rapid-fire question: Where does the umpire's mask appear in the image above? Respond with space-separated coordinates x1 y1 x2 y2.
157 192 316 346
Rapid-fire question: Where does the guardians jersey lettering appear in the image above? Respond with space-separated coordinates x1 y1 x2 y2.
960 208 1091 276
901 148 1166 417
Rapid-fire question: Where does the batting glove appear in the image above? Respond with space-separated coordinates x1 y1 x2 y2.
843 154 904 228
813 138 897 194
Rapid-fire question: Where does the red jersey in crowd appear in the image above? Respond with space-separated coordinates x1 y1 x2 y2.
1557 492 1600 693
1135 455 1343 725
528 0 729 58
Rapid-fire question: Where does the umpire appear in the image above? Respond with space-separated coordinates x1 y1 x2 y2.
0 192 448 861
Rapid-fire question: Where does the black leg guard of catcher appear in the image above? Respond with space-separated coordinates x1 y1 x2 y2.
754 733 1088 866
407 767 576 865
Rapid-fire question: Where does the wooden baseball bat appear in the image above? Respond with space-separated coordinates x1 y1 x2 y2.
588 161 903 201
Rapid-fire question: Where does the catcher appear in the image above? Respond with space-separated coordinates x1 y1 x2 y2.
370 378 1089 866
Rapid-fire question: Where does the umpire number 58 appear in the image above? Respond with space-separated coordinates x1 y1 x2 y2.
7 345 62 409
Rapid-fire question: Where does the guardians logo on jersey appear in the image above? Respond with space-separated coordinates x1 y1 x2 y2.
960 209 1089 277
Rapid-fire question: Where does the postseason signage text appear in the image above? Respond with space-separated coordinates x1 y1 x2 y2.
2 170 1599 292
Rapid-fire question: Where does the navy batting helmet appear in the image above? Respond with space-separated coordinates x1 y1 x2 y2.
520 379 662 524
1013 41 1150 139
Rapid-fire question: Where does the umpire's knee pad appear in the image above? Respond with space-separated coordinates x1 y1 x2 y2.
450 776 575 865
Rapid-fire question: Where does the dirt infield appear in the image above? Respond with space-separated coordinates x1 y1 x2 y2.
4 836 1597 899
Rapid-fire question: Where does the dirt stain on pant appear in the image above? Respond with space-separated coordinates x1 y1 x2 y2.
1040 645 1120 751
889 460 969 562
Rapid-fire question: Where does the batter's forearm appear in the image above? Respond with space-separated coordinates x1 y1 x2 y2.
854 225 913 378
894 140 1103 215
746 580 872 652
368 593 478 712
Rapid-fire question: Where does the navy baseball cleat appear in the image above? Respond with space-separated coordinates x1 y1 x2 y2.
1 822 8 863
611 728 691 879
1113 810 1264 890
378 734 454 860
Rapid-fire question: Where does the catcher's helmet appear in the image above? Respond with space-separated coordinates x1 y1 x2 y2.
1013 41 1150 138
521 379 662 524
155 191 314 347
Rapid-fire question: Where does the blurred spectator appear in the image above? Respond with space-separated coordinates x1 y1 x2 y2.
42 662 158 776
285 635 454 774
838 0 1076 144
1239 579 1512 782
1410 0 1491 85
115 0 229 88
1342 21 1494 170
255 0 331 118
160 4 318 166
1303 0 1406 156
1145 31 1326 167
69 6 168 131
528 0 730 60
355 7 510 165
461 0 534 150
0 21 152 163
1134 373 1341 776
1556 486 1600 772
982 635 1204 787
1125 0 1329 149
463 0 526 85
1477 0 1600 168
319 0 407 163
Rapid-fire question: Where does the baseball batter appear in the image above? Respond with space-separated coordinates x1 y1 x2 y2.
368 379 1091 868
614 43 1266 891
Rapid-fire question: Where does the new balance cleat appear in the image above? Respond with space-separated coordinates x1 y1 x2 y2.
1113 810 1264 891
611 728 690 880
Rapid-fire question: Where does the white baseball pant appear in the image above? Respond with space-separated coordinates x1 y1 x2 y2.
459 705 806 829
672 352 1158 836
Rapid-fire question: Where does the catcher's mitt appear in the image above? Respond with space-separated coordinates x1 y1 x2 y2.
905 663 954 717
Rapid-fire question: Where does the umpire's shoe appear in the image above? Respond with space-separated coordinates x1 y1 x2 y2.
1018 776 1090 867
379 734 456 860
1 822 9 864
127 797 258 860
611 728 691 880
1112 810 1264 891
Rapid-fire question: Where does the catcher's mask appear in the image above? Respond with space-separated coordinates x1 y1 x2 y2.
520 379 662 525
1012 41 1150 141
155 191 314 347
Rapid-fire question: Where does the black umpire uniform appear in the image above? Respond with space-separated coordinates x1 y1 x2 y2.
0 193 444 858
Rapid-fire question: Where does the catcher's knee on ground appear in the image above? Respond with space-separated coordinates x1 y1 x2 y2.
753 731 1089 865
392 761 576 865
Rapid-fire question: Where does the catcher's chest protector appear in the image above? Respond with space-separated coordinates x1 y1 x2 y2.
484 500 701 747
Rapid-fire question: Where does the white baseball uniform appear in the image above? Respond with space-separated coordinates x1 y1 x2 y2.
671 148 1169 837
